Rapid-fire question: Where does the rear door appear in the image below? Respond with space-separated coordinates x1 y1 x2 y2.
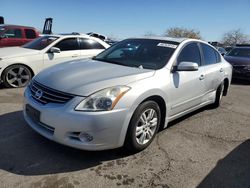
43 37 81 69
169 42 206 116
24 29 37 44
200 43 224 95
79 38 106 58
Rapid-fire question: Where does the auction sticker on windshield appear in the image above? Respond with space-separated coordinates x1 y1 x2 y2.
157 43 177 49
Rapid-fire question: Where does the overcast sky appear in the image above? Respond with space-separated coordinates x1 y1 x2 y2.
1 0 250 41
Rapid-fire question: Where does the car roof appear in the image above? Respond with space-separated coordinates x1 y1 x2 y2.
132 36 188 43
45 34 92 38
0 24 36 29
42 34 110 47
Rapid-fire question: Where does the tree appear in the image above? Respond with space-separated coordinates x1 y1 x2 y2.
164 27 202 39
221 29 248 46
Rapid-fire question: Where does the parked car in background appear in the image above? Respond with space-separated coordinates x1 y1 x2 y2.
23 37 232 152
0 34 110 87
216 47 227 56
0 25 40 47
225 46 233 53
224 46 250 79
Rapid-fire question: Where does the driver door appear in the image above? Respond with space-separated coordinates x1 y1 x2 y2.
0 28 24 47
168 42 206 116
43 38 81 69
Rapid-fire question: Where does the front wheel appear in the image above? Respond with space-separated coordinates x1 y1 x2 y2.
124 101 161 152
2 65 32 88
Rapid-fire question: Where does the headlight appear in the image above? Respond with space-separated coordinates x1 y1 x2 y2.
75 86 131 111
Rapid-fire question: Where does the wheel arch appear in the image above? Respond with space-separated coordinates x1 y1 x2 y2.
1 63 35 80
140 95 167 131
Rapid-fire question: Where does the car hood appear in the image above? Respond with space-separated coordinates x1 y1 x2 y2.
35 59 155 96
224 55 250 66
0 47 40 59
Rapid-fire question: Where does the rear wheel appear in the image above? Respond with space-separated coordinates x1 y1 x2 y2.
211 81 224 108
2 65 32 88
124 101 161 152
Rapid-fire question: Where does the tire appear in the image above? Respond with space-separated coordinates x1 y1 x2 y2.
2 65 32 88
211 81 224 108
124 101 161 152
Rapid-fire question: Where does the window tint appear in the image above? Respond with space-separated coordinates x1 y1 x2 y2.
201 43 217 65
4 29 22 38
23 36 58 50
79 38 105 49
55 38 79 51
177 43 201 66
25 29 36 39
214 50 221 63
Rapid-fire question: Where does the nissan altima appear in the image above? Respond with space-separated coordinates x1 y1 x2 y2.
23 37 232 152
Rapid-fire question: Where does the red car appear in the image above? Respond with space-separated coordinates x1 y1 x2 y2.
0 25 40 47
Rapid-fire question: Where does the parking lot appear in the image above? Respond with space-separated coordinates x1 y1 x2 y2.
0 80 249 188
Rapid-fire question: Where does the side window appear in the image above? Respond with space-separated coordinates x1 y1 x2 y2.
79 38 105 49
55 38 79 51
177 43 201 66
4 29 22 38
201 43 217 65
214 50 221 63
25 29 36 39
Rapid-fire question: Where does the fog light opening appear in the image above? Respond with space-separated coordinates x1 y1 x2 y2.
79 132 93 142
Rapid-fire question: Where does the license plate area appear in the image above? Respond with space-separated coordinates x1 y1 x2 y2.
26 104 40 123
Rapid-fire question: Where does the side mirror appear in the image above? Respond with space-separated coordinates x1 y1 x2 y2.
49 47 61 53
176 62 198 71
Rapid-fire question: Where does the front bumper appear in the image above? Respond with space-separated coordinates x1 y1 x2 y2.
23 88 131 151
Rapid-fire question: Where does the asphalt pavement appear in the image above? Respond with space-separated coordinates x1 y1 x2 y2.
0 80 249 188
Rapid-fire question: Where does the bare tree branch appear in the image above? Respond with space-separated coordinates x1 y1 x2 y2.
164 27 202 39
221 29 248 46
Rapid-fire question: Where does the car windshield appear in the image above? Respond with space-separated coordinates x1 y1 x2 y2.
227 48 250 58
93 39 179 70
22 36 59 50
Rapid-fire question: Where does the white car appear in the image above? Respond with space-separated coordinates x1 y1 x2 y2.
0 34 110 87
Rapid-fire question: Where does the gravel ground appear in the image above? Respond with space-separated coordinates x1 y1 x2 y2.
0 80 249 188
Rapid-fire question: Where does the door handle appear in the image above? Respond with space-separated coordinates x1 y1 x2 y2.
220 68 224 73
199 74 205 80
72 54 78 58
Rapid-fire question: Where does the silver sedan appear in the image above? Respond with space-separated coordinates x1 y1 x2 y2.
23 37 232 152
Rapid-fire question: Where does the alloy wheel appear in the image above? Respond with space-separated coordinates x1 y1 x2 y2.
6 66 31 87
135 108 158 145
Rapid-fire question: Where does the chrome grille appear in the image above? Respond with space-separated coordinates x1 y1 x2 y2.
29 81 75 104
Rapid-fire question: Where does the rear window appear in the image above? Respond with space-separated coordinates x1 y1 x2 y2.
79 38 105 49
227 48 250 58
201 43 217 65
25 29 36 39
